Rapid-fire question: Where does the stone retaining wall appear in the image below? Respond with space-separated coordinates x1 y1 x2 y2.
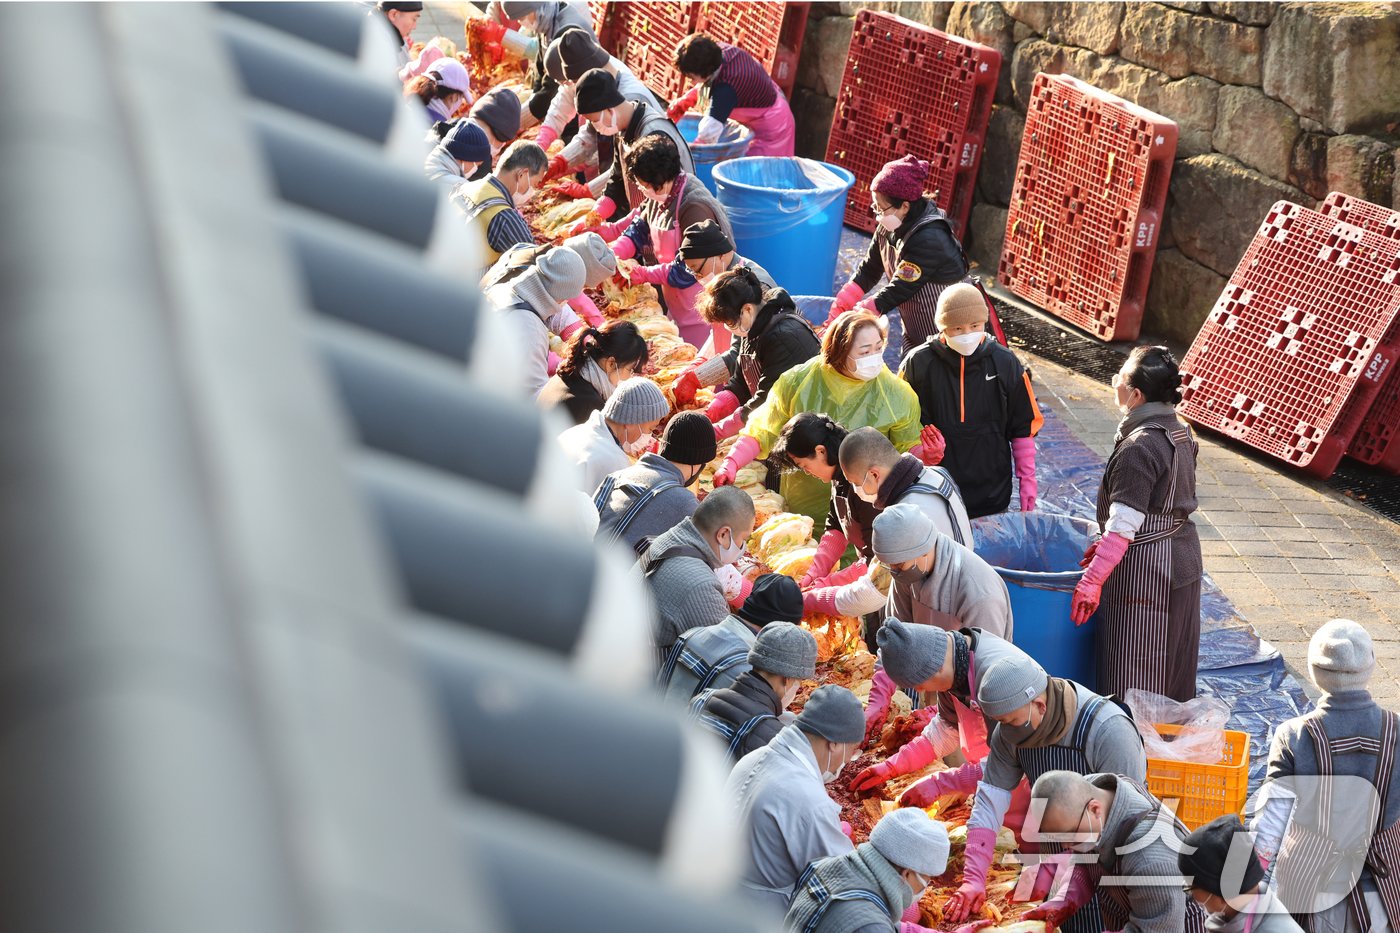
793 1 1400 345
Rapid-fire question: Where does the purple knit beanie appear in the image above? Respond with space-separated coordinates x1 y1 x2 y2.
872 154 930 202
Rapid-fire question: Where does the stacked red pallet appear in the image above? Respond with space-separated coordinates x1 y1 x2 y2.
823 10 999 239
1318 192 1400 475
999 73 1177 343
1178 200 1400 478
692 2 809 96
608 1 696 102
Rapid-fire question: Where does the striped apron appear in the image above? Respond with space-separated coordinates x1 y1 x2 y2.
690 691 777 761
1095 421 1202 702
1097 777 1208 933
1015 694 1119 933
788 862 892 933
1276 711 1400 931
877 205 974 355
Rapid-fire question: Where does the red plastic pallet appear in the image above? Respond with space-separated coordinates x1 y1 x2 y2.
998 73 1177 342
694 2 785 70
823 10 999 240
1318 192 1400 473
1178 201 1400 478
610 1 697 103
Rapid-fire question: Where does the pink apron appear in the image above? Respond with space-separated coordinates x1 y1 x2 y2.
654 174 731 350
729 80 795 157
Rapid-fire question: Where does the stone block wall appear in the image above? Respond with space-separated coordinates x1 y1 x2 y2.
793 1 1400 345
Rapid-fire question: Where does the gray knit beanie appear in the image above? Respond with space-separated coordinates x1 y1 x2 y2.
877 620 948 688
869 808 950 877
561 231 617 288
601 377 668 426
748 622 818 680
796 685 866 744
976 656 1048 717
513 247 586 320
1308 618 1375 694
872 503 936 565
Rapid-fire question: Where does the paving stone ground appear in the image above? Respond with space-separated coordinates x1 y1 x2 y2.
1029 352 1400 707
413 1 472 48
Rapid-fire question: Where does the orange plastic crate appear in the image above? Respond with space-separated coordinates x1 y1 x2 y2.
1145 723 1250 831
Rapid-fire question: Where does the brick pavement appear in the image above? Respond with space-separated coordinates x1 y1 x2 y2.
1029 352 1400 707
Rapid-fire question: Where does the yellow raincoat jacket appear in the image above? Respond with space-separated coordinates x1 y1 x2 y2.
743 358 922 527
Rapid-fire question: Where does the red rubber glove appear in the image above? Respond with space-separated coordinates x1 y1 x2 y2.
667 85 701 123
713 435 760 487
545 154 572 181
705 389 741 423
1070 530 1130 625
627 262 668 286
1012 435 1037 511
1021 864 1095 931
914 424 946 466
850 735 938 793
536 124 559 150
942 824 997 922
555 180 591 199
559 319 584 341
484 41 504 65
864 668 897 743
801 528 849 588
673 369 701 407
831 280 865 320
714 410 745 441
899 761 983 809
477 19 506 43
802 586 841 617
567 218 596 238
567 293 605 328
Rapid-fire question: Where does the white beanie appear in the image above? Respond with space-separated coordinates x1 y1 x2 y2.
869 808 950 877
1308 618 1375 694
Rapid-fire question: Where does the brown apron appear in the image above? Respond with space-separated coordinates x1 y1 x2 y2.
1275 710 1400 931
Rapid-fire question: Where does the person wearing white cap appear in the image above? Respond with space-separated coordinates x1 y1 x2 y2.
556 376 668 494
419 57 474 123
486 245 587 397
785 808 950 933
1258 619 1400 932
726 684 867 917
938 656 1145 931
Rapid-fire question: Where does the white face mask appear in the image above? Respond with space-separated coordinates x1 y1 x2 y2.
906 872 931 901
622 431 653 457
717 527 744 565
852 354 884 381
594 109 619 137
946 331 985 356
513 178 536 207
853 469 879 505
781 679 800 709
877 211 903 233
1069 808 1102 853
821 742 847 783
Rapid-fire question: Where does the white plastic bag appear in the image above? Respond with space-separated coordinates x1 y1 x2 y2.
1126 688 1230 764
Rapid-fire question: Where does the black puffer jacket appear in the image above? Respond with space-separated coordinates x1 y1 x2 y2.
695 670 785 761
719 289 821 417
898 335 1037 518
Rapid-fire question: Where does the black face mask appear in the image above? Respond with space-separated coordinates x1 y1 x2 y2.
682 465 702 487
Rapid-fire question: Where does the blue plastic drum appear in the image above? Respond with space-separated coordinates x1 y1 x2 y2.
713 157 855 299
972 511 1099 690
677 115 753 195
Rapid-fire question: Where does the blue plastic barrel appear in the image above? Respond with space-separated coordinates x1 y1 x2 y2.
713 158 855 299
972 511 1099 690
677 115 753 195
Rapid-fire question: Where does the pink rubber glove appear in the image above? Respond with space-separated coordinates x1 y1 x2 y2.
849 735 937 793
864 668 897 743
712 435 760 488
611 238 638 261
705 389 741 423
1012 435 1037 511
546 350 561 375
899 761 983 809
854 297 878 315
943 824 997 922
801 529 849 588
802 586 841 617
592 195 616 222
810 559 869 590
594 207 638 244
840 820 855 841
1022 864 1095 931
559 319 584 341
726 574 754 609
1071 530 1130 625
945 923 993 933
902 923 949 933
567 293 605 328
913 424 946 466
627 262 668 286
901 902 923 924
830 280 865 321
713 409 745 440
667 84 701 122
536 124 558 150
